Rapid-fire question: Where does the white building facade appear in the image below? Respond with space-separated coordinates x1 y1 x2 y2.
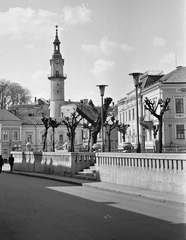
117 67 186 152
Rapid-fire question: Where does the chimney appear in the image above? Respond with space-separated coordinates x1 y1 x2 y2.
83 99 88 104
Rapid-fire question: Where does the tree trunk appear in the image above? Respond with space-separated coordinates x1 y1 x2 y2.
158 117 163 153
107 132 111 152
122 133 126 142
91 131 98 145
88 130 91 152
52 128 55 152
43 129 48 151
70 131 75 152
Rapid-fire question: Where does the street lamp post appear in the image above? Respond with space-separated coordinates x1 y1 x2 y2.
96 84 108 152
129 72 142 153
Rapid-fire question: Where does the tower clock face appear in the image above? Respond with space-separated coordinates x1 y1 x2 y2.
55 58 60 64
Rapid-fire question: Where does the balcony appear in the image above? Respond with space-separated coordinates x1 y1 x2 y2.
48 74 67 80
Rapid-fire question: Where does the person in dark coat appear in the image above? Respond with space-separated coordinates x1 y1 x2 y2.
9 154 14 172
0 155 4 173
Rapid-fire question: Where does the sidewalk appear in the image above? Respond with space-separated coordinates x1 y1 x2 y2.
2 164 186 205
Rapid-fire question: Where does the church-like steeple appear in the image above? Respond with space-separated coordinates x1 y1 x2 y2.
53 25 60 53
48 26 67 118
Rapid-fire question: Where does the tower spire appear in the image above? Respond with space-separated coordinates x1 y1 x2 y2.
53 25 60 52
56 25 58 35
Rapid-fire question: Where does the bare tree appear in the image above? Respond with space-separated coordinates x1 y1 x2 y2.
41 117 50 151
41 117 61 152
62 111 82 152
76 97 113 151
82 123 92 152
144 97 171 153
104 115 118 152
0 79 31 109
49 118 61 152
116 123 130 142
0 79 10 109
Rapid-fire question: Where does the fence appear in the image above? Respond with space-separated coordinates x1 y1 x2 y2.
12 151 95 177
95 152 186 196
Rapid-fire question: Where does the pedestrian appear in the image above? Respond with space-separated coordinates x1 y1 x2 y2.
0 155 4 173
9 154 14 172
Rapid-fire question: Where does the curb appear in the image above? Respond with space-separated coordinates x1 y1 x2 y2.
83 183 185 206
3 170 186 206
3 171 84 186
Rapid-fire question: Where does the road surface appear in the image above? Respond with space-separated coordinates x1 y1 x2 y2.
0 173 185 240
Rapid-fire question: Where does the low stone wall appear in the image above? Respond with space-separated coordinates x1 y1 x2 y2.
12 151 186 196
95 152 186 196
12 151 95 177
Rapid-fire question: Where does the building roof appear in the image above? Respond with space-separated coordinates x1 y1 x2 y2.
76 101 114 122
76 104 100 122
140 75 163 89
21 117 44 125
9 98 49 108
63 100 80 105
0 109 22 122
21 117 63 125
160 66 186 83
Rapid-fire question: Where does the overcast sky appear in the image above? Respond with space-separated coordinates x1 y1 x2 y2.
0 0 185 105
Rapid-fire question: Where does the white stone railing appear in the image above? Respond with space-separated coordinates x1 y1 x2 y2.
12 151 95 177
95 152 186 196
96 153 186 171
163 147 186 153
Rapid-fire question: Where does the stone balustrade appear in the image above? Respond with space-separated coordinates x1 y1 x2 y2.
12 151 95 177
95 152 186 196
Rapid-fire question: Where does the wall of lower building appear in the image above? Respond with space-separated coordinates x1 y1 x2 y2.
21 124 84 152
0 122 22 160
161 83 186 148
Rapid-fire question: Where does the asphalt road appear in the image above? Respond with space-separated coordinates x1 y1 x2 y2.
0 173 185 240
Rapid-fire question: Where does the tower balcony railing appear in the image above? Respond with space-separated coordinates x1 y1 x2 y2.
48 74 67 79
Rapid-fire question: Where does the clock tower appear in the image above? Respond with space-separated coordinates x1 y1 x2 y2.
48 25 67 118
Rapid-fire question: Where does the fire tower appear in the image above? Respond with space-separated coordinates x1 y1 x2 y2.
48 25 67 118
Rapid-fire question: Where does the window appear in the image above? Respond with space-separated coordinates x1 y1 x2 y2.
126 111 127 122
13 130 19 141
42 134 45 142
175 98 184 113
149 129 152 141
119 113 121 123
59 134 63 143
3 148 8 159
3 130 9 141
145 129 148 140
98 131 102 138
123 112 125 123
56 71 59 77
84 130 88 139
153 97 157 106
120 132 122 143
129 109 131 121
176 125 185 139
132 108 135 121
26 132 33 143
128 130 131 142
132 129 135 142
